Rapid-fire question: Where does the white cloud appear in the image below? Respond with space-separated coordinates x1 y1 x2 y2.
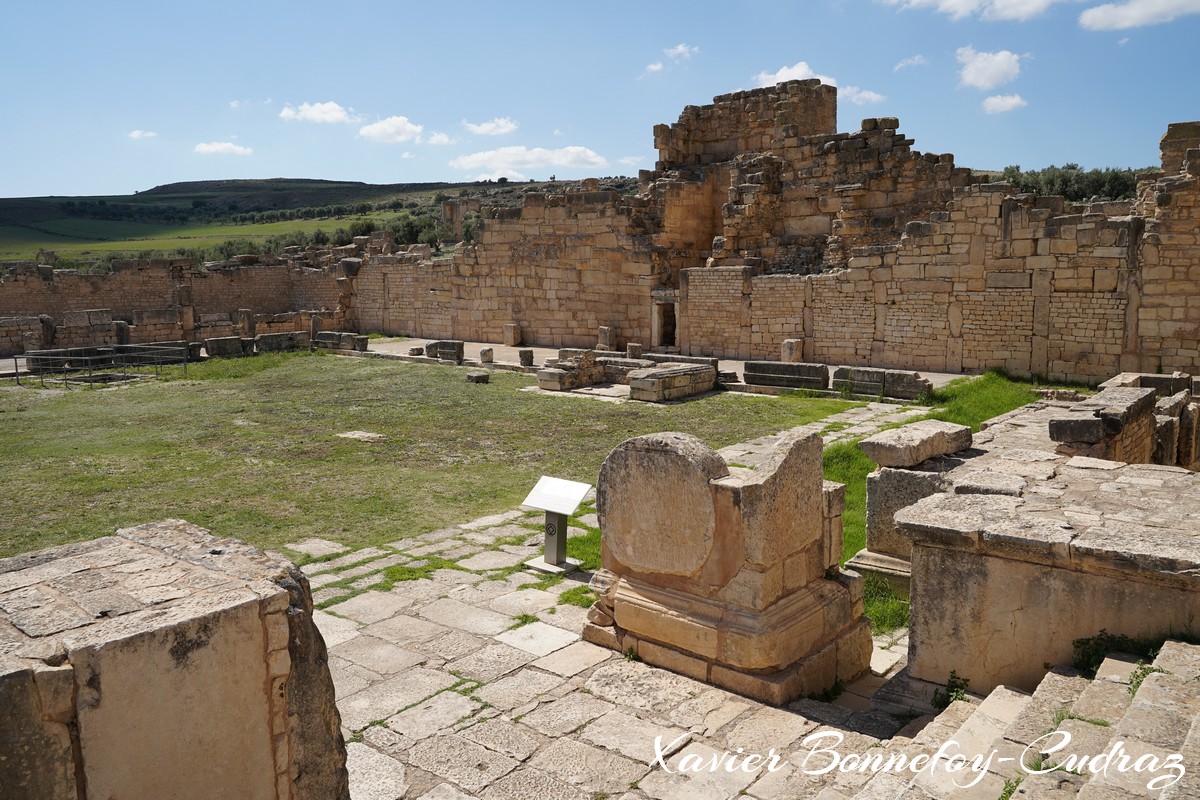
229 100 240 110
884 0 1066 20
956 46 1023 89
279 101 358 124
753 62 882 104
553 128 564 136
982 93 1029 113
359 116 424 143
894 54 928 71
643 61 664 74
426 132 455 145
402 152 415 159
618 155 646 167
842 86 887 105
753 61 835 87
128 130 157 139
664 43 699 60
1079 0 1200 29
462 117 519 136
449 145 608 181
194 141 252 156
1118 35 1131 43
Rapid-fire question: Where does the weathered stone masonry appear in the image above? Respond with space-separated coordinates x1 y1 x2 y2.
340 86 1200 384
2 84 1198 383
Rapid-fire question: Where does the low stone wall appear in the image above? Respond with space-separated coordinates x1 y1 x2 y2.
743 361 829 390
0 315 48 356
313 331 368 352
0 519 348 800
585 430 869 704
1047 386 1160 463
899 475 1200 693
831 366 932 399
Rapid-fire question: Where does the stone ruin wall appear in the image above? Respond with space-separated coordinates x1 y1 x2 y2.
1 82 1198 383
350 190 657 348
0 261 342 356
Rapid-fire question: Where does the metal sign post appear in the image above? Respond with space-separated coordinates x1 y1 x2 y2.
521 476 591 574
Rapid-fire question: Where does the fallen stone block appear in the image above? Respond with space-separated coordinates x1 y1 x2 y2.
205 336 250 358
859 420 973 468
628 364 716 402
467 372 490 384
744 361 828 390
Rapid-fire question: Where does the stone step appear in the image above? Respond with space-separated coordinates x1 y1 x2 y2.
1000 668 1092 749
843 690 1019 800
911 685 1032 798
1072 641 1200 798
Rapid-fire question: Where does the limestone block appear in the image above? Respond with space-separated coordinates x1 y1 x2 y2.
503 323 521 347
205 336 249 358
0 521 349 800
864 467 947 559
858 420 973 468
743 361 828 390
479 347 494 363
882 370 933 400
599 433 728 578
780 339 804 363
1155 414 1179 465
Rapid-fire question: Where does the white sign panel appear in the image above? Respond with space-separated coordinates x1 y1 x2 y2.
521 476 592 516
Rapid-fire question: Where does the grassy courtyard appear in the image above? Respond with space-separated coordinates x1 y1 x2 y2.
0 352 860 559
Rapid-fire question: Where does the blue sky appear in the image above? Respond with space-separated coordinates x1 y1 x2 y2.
2 0 1198 198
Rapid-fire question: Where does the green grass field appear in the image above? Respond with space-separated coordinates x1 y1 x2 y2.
0 352 859 559
0 214 401 259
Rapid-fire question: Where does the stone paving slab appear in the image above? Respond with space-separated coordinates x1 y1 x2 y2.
518 691 617 736
340 667 459 731
455 550 529 571
531 641 612 677
332 634 427 676
494 621 578 656
473 668 565 710
286 537 350 558
387 692 482 740
347 741 410 800
334 590 414 625
449 643 537 682
420 598 513 636
407 734 520 793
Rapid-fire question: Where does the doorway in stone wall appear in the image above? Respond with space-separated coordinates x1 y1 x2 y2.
652 289 681 347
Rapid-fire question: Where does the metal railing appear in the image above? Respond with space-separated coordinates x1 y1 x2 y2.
16 343 189 388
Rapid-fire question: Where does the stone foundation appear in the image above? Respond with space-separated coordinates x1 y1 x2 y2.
0 520 348 800
584 431 869 704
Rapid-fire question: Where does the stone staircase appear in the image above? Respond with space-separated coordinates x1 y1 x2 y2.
831 641 1200 799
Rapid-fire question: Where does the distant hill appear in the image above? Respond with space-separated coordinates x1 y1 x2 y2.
0 176 638 263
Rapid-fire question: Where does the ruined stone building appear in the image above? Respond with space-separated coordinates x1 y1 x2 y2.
2 81 1198 386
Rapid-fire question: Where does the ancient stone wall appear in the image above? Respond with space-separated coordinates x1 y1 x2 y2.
0 262 340 356
653 81 837 168
352 191 657 348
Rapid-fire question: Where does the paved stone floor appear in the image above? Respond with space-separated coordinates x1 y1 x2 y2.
288 404 924 800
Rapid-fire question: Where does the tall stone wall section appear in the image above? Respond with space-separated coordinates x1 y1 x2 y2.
679 169 1200 383
352 190 658 348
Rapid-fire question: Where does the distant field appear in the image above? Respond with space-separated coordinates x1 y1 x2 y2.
0 214 408 260
0 177 610 261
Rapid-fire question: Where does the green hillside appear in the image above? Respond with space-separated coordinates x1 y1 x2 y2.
0 177 637 264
